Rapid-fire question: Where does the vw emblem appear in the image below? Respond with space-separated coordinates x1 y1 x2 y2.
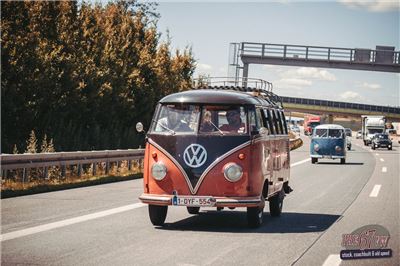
183 144 207 168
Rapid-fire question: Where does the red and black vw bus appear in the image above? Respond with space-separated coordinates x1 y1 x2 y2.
137 78 291 227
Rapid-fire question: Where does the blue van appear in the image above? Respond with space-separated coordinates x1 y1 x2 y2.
310 124 347 164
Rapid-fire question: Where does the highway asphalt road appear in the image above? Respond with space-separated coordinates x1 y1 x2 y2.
1 136 399 266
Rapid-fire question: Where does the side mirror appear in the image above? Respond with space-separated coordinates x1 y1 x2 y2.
136 122 144 133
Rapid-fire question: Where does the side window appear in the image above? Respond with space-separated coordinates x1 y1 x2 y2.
272 109 282 135
264 109 276 135
255 108 264 130
280 111 288 134
276 110 285 135
249 108 257 132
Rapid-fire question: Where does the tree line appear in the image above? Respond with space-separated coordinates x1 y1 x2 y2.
1 0 195 153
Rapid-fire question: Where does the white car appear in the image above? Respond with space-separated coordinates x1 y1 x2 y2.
289 124 300 134
356 130 362 139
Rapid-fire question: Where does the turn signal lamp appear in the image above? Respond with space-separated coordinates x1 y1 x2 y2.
238 153 246 160
152 152 157 159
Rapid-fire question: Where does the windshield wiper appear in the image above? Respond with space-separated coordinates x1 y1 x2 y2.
152 119 176 135
208 120 224 135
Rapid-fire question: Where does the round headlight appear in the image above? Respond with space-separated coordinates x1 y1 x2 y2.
314 144 319 151
335 146 342 152
151 162 167 181
223 163 243 182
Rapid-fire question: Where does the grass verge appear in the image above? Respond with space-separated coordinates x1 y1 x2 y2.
1 173 143 199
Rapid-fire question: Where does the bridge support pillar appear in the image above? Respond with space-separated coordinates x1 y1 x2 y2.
242 63 249 87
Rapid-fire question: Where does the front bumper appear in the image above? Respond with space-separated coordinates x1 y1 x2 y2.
310 155 345 159
139 193 262 207
373 142 391 147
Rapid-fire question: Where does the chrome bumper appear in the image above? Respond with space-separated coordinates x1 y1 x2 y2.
139 193 262 207
311 155 345 159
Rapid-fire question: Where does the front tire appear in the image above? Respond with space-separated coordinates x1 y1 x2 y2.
187 206 200 214
340 158 346 164
247 206 264 228
149 205 168 226
247 197 265 228
269 190 284 217
311 157 317 164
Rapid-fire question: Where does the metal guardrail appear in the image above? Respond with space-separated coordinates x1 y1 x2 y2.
1 149 145 178
1 139 305 179
281 96 400 114
240 42 400 65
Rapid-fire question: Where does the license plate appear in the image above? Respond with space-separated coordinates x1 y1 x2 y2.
172 196 215 207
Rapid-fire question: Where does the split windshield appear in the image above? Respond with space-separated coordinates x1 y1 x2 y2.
151 104 248 135
313 128 344 138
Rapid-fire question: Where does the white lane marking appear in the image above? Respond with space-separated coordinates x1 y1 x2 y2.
291 158 311 167
1 203 145 242
380 158 384 162
375 153 379 156
322 254 341 266
369 185 382 198
382 167 387 173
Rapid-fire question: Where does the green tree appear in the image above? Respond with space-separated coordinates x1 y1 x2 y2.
1 0 196 153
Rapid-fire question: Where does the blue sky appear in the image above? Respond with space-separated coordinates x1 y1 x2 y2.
154 1 400 107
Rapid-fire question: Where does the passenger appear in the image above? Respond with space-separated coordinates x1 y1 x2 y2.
200 111 214 132
220 109 245 133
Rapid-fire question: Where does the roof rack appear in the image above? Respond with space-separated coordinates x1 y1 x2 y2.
192 77 283 108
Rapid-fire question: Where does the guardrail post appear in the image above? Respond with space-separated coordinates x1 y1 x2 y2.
77 164 82 177
43 167 48 179
283 45 287 58
128 160 132 171
306 47 309 60
328 48 331 61
61 165 66 178
262 44 265 57
23 168 28 183
140 159 144 170
105 161 110 175
116 161 120 173
92 163 97 176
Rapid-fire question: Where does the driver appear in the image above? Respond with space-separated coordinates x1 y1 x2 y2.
220 109 245 133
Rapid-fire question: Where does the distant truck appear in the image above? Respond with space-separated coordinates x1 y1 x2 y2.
304 116 321 135
361 115 386 146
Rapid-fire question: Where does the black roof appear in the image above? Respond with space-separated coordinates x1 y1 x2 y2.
159 89 277 107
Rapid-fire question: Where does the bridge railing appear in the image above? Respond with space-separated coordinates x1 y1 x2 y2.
1 149 145 180
281 96 400 114
240 42 400 65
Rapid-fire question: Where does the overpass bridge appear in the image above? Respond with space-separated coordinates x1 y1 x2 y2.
227 41 400 122
229 42 400 78
281 96 400 122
